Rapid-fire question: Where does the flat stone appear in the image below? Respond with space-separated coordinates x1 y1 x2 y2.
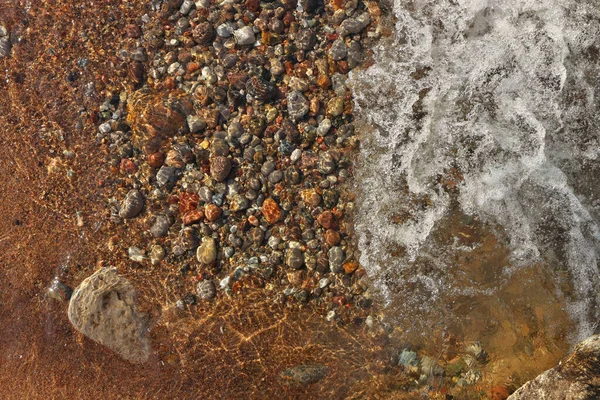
119 189 144 219
67 268 150 363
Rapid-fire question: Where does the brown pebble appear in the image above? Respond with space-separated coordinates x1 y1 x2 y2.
343 261 359 274
262 198 282 224
309 97 320 115
179 192 199 213
324 229 341 246
186 62 200 74
317 74 331 89
182 210 204 225
317 211 335 229
210 156 232 182
125 24 141 38
205 204 222 222
120 158 138 174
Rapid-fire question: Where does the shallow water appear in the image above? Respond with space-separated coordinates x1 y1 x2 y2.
351 0 600 383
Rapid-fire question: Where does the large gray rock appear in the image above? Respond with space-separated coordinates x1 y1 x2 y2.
509 335 600 400
68 268 150 363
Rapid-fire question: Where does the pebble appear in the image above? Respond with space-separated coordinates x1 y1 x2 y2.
196 280 216 300
0 36 11 58
399 349 419 367
318 152 336 175
217 23 234 38
329 39 347 61
196 237 217 264
149 244 165 265
286 91 310 121
328 246 344 273
210 156 232 182
324 229 341 246
205 204 221 222
337 14 371 37
230 194 250 212
119 190 144 219
47 277 72 302
198 186 213 203
290 149 302 163
156 166 178 188
326 97 344 117
99 122 112 134
128 246 146 262
261 160 276 176
317 119 332 136
187 115 207 133
180 0 194 15
262 198 282 224
285 248 304 269
234 26 256 46
268 170 283 183
150 214 170 237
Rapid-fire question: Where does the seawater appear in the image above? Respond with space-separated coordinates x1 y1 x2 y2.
351 0 600 379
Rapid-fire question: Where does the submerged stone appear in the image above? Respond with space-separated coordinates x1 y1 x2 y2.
67 268 150 363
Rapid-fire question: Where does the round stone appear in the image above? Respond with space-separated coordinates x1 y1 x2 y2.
196 280 216 300
318 152 336 175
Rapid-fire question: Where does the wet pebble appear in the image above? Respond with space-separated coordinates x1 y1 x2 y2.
285 247 304 269
326 97 344 117
197 237 217 264
156 166 178 188
187 115 207 133
234 26 256 46
149 244 165 265
337 14 371 37
196 280 216 300
150 214 170 237
328 246 344 273
47 277 72 302
262 198 282 224
128 246 146 262
119 190 144 219
286 91 309 121
329 39 347 61
318 152 336 175
210 156 232 182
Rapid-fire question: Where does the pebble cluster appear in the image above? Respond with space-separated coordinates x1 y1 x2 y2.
96 0 385 314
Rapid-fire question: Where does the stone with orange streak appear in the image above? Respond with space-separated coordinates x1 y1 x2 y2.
262 198 282 224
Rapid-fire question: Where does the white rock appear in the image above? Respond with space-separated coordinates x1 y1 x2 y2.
234 26 256 46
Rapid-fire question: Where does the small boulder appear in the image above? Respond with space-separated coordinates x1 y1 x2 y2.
67 268 150 363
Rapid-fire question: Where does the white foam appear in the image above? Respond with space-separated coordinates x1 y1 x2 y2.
351 0 600 342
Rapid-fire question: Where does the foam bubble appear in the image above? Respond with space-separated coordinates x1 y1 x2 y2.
351 0 600 342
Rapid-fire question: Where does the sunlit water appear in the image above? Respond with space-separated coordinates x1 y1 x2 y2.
351 0 600 382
